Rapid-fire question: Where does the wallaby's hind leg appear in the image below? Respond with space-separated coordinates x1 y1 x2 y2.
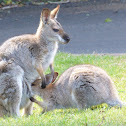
72 85 102 110
9 100 20 117
24 101 33 116
71 90 89 110
0 105 8 117
7 81 23 117
0 64 24 117
1 87 22 117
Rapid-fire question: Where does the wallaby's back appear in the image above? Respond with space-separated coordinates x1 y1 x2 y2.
32 64 125 112
67 65 122 108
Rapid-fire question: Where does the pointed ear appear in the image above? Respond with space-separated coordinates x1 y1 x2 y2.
46 72 59 85
41 8 51 24
51 5 60 19
52 72 58 83
45 74 53 85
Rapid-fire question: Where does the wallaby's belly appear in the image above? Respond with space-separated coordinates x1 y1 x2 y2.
23 67 39 84
43 53 55 70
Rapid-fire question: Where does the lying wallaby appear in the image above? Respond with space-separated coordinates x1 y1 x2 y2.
31 64 125 113
0 5 70 117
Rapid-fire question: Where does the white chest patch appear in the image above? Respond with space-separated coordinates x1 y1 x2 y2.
43 42 58 70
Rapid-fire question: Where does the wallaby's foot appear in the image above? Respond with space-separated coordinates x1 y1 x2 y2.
24 102 33 116
41 110 46 114
30 97 36 102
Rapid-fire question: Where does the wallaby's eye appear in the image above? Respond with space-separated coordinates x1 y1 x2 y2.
52 28 59 32
31 84 36 86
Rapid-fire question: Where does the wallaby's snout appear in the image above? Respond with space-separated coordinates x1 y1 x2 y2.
62 33 70 44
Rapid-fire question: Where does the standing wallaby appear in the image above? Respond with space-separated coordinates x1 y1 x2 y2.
31 64 126 113
0 5 70 117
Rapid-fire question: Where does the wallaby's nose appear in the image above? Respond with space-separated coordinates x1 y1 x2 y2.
63 34 70 43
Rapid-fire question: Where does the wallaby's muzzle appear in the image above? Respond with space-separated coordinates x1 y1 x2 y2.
63 34 70 43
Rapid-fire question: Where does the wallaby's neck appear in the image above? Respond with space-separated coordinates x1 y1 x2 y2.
36 21 52 45
36 20 43 39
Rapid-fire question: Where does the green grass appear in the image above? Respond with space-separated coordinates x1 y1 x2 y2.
1 52 126 126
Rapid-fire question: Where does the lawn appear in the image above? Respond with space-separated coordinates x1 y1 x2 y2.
0 52 126 126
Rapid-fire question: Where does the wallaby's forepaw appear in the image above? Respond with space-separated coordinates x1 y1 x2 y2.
41 110 45 114
41 77 52 89
41 80 47 89
41 84 46 89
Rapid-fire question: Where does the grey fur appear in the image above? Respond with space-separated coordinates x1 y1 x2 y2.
0 5 69 117
32 64 126 113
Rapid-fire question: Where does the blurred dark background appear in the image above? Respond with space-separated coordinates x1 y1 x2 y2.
1 0 126 54
1 0 126 6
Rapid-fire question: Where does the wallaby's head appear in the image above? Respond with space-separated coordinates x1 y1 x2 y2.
37 5 70 44
32 72 58 92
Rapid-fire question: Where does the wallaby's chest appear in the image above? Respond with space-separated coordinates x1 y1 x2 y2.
42 42 58 70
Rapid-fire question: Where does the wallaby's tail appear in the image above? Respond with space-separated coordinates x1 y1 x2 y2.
120 101 126 107
107 100 126 108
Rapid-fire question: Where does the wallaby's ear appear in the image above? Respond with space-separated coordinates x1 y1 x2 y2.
31 72 58 87
52 72 58 83
45 74 53 85
46 72 59 85
51 5 60 19
41 8 51 24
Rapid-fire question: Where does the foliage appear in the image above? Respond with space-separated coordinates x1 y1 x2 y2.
105 18 112 23
0 52 126 126
0 0 61 6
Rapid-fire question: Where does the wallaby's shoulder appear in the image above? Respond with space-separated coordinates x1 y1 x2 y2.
69 64 108 75
0 34 43 54
61 64 111 85
4 34 37 45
